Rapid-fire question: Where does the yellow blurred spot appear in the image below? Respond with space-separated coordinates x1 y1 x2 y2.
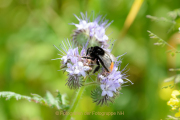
172 106 178 110
171 90 180 98
167 90 180 111
159 82 173 100
175 109 180 117
167 98 179 106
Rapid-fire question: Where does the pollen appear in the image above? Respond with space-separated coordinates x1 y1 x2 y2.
110 62 114 72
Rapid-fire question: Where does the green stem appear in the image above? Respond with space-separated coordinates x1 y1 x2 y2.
64 86 85 120
84 82 99 86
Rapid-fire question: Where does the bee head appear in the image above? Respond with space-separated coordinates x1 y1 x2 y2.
93 46 105 55
86 47 94 56
86 46 105 56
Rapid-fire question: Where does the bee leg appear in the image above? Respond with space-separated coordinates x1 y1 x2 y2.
86 48 90 56
93 60 100 73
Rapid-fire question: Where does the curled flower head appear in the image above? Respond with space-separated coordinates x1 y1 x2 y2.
100 79 119 97
71 12 113 49
91 56 133 105
54 39 92 89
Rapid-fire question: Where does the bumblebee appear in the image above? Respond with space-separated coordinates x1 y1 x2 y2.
83 46 116 73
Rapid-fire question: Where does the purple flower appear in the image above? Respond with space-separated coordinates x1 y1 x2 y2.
74 20 89 30
100 80 117 97
71 12 113 47
54 39 93 89
53 12 132 105
60 45 91 76
61 47 79 64
66 62 91 77
98 56 132 98
94 26 108 42
99 68 123 98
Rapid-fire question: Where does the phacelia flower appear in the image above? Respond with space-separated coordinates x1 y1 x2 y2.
54 12 132 106
100 79 119 97
71 12 113 49
66 62 90 77
54 39 92 89
91 56 133 105
61 47 79 64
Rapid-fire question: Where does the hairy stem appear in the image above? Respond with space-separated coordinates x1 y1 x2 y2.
84 82 99 86
64 85 85 120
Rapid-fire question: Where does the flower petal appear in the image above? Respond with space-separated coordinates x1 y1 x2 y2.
100 84 105 91
107 91 113 97
80 71 86 77
101 91 107 96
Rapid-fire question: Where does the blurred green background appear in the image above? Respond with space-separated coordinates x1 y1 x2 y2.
1 0 180 120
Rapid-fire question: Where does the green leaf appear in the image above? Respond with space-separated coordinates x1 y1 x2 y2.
0 91 69 110
45 91 61 109
164 76 176 82
175 74 180 84
0 92 32 101
162 85 169 89
166 50 172 53
171 52 175 57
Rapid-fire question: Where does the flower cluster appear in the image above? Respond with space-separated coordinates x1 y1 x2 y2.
71 12 113 50
55 12 132 105
55 41 92 89
167 90 180 117
99 66 124 97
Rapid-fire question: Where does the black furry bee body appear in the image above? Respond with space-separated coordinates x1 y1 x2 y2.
83 46 116 73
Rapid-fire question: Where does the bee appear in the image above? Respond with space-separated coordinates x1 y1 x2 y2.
83 46 116 73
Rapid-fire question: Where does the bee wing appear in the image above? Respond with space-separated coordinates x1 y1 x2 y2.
109 53 117 62
104 50 117 62
98 53 112 72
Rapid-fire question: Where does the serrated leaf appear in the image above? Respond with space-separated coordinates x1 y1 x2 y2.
0 92 31 101
61 94 69 105
175 74 180 84
169 68 180 71
161 42 166 47
158 39 163 43
0 91 69 110
162 86 169 89
164 76 176 82
45 91 61 109
56 90 62 103
31 93 48 104
175 51 180 53
170 85 175 89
